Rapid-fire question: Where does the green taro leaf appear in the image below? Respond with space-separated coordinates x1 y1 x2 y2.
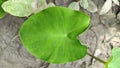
0 0 6 19
19 6 90 64
105 48 120 68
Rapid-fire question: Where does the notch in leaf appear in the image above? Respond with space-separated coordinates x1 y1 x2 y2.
19 6 90 64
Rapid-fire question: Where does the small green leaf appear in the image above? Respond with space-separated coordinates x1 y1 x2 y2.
105 48 120 68
19 6 90 64
2 0 34 17
0 0 6 19
2 0 47 17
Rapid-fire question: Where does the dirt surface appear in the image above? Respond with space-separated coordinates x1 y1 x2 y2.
0 0 120 68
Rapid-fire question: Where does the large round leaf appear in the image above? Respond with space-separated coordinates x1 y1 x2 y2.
0 0 6 19
105 48 120 68
19 6 90 64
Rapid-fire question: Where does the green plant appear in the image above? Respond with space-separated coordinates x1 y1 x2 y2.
19 6 90 63
1 0 120 68
105 48 120 68
0 0 6 19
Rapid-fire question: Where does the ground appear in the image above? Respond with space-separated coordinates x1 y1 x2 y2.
0 0 120 68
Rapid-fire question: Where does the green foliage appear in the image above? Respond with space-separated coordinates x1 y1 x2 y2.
1 0 120 67
19 6 90 64
105 48 120 68
0 0 6 19
105 56 113 68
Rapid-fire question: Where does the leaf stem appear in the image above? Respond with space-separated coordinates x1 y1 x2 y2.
87 52 107 64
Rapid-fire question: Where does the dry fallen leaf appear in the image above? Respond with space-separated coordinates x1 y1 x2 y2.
99 0 112 15
79 0 97 12
79 0 88 9
112 0 119 5
68 2 79 10
47 2 55 7
33 0 47 13
86 0 98 12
